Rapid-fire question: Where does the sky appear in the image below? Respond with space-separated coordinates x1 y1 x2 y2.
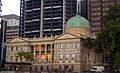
2 0 20 16
1 0 80 16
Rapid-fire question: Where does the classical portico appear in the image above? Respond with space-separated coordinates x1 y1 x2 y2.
31 44 53 63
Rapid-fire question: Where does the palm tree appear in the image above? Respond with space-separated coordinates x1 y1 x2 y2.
15 51 25 62
16 51 34 71
24 52 34 62
16 51 34 62
81 37 95 71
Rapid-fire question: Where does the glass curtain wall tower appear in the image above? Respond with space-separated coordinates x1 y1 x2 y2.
19 0 77 38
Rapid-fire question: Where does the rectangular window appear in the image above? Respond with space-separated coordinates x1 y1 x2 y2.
72 43 75 48
16 46 18 51
16 56 18 62
60 54 63 60
66 44 69 48
97 54 101 61
89 54 92 60
72 54 75 60
11 56 13 61
66 54 69 60
21 46 23 51
11 46 13 51
60 44 63 48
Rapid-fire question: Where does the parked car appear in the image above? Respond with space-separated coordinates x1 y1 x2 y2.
90 66 104 72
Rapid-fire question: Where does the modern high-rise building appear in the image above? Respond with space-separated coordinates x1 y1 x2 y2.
0 0 2 61
2 14 19 40
79 0 88 19
0 0 2 13
0 14 19 61
0 17 7 61
0 28 1 61
88 0 120 34
78 0 120 34
2 14 19 26
19 0 78 38
0 0 2 29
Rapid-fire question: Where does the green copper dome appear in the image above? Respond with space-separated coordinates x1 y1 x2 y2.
65 14 90 29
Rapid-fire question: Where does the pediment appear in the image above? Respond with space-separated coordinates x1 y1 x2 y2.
55 33 79 40
6 37 28 43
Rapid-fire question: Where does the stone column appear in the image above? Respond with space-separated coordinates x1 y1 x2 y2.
39 44 41 63
69 44 71 62
54 44 57 62
51 44 53 62
34 45 36 59
45 44 47 62
62 43 65 62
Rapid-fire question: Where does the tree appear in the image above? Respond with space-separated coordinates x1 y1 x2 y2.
82 37 95 49
96 4 120 71
15 51 25 62
24 52 34 62
81 37 95 71
102 4 120 26
96 19 120 71
16 51 34 62
113 51 120 71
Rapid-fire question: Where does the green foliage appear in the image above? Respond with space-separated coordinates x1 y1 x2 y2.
81 37 95 49
96 18 120 71
96 18 120 53
50 68 58 72
113 51 120 71
16 51 34 62
24 52 34 62
15 51 25 62
96 4 120 71
0 61 4 68
102 4 120 26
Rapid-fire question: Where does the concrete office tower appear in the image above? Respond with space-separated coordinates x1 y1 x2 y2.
2 14 19 26
88 0 120 34
2 14 19 40
19 0 78 38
